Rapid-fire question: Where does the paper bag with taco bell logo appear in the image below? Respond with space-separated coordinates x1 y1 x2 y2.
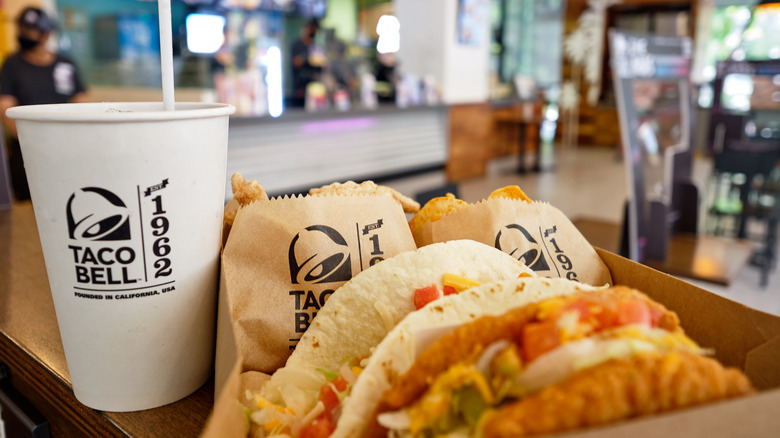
216 177 417 393
409 188 612 287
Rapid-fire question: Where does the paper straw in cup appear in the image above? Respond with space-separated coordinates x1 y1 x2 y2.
158 0 175 111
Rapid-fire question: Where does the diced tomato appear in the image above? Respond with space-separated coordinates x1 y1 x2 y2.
616 300 652 327
443 285 458 296
593 306 618 328
319 375 349 414
414 285 440 309
299 415 334 438
648 307 663 328
319 383 340 413
332 375 348 391
562 300 590 321
521 320 560 363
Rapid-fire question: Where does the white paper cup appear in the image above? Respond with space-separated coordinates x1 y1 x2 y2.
7 102 235 411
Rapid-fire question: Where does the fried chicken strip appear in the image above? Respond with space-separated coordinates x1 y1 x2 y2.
408 185 532 245
482 351 755 437
408 193 469 243
489 185 532 202
379 287 680 412
231 172 269 208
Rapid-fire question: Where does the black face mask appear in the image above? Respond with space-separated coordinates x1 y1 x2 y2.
18 36 39 51
308 31 317 39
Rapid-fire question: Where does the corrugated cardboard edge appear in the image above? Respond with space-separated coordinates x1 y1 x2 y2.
745 332 780 390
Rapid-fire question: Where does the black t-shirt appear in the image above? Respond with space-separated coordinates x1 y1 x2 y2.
0 52 86 106
290 39 320 97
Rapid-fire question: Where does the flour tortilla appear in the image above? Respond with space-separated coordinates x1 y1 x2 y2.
332 277 605 438
260 240 534 412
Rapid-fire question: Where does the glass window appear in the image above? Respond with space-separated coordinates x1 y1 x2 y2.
489 0 565 95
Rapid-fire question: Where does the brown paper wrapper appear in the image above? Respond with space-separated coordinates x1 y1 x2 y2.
220 194 416 376
419 198 612 286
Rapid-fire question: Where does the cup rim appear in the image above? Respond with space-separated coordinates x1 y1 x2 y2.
6 102 236 122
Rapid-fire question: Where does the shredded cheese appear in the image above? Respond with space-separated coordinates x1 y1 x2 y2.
442 274 481 293
299 401 325 429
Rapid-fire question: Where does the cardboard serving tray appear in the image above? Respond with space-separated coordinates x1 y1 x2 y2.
202 248 780 437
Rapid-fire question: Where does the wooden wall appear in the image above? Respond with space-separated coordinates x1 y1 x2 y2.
447 101 543 182
446 103 493 181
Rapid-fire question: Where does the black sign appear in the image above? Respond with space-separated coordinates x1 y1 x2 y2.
609 30 692 262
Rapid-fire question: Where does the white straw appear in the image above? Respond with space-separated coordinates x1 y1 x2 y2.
158 0 175 111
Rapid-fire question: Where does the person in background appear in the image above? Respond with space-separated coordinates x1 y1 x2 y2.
374 52 397 103
289 18 322 108
329 40 357 96
0 7 87 201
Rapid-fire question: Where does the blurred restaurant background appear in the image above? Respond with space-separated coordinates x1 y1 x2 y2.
1 0 779 308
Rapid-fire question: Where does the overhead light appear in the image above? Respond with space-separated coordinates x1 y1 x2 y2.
266 46 283 118
186 14 225 54
376 15 400 54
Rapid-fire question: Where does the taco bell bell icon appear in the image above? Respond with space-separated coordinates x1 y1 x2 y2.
67 187 132 241
7 102 234 411
66 187 143 287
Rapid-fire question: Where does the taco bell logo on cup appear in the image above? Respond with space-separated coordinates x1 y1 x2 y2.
66 180 176 300
67 187 132 241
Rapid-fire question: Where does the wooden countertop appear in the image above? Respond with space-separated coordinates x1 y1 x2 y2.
0 202 214 437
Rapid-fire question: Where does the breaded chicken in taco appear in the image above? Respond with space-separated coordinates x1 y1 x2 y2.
368 287 754 438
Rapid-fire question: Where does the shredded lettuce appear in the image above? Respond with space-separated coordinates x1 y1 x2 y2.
316 368 339 381
341 355 358 367
241 403 252 434
453 387 488 429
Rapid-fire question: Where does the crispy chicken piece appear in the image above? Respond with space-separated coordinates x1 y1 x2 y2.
407 193 469 242
222 198 240 246
230 172 269 208
408 185 532 244
222 173 268 246
489 185 533 202
379 287 680 412
481 351 755 438
309 180 420 214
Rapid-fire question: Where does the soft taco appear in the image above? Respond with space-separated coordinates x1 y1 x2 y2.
329 277 603 438
246 240 537 436
368 287 755 438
